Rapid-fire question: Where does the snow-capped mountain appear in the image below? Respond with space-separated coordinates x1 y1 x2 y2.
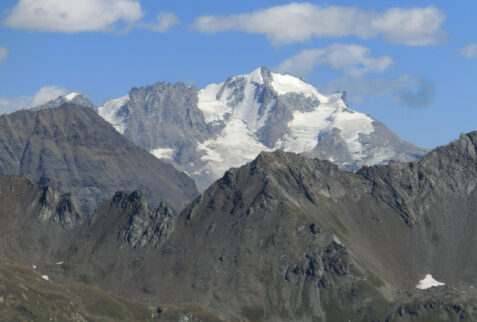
98 67 428 190
33 92 95 110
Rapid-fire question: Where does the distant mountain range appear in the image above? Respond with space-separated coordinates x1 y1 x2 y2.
5 68 473 321
1 132 477 321
95 67 428 190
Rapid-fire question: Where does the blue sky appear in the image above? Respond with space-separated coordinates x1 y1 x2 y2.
1 0 477 148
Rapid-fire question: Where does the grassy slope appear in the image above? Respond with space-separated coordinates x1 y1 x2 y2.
0 256 155 321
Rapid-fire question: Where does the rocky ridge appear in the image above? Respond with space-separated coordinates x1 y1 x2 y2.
1 132 477 320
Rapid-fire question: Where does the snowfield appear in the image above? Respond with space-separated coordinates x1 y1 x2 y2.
416 274 445 289
194 68 375 184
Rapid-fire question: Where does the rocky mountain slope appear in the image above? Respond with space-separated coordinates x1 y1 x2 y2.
0 132 476 320
0 175 228 321
97 67 428 190
0 104 198 213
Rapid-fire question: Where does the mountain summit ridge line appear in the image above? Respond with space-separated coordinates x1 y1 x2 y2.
94 67 428 191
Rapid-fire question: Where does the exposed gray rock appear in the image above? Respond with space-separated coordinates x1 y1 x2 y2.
36 186 82 228
322 242 350 277
53 193 82 228
0 104 198 213
124 82 214 151
385 287 477 321
116 192 175 248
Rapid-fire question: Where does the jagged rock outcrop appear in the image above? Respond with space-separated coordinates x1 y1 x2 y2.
116 192 175 248
0 104 198 213
385 287 477 321
0 175 184 293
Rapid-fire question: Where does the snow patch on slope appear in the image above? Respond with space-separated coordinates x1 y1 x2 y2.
276 103 334 152
329 106 374 159
65 92 79 101
197 119 271 181
198 68 269 131
275 94 374 159
271 73 326 101
232 71 268 132
151 147 174 160
197 84 230 123
97 95 129 134
416 274 445 289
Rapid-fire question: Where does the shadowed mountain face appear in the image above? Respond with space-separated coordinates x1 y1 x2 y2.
0 104 198 213
1 132 477 321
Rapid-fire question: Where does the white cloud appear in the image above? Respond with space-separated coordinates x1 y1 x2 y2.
143 12 180 32
3 0 144 33
0 85 68 115
192 3 446 46
31 85 68 106
0 96 31 115
275 44 394 77
458 43 477 60
0 46 10 63
324 74 434 107
369 7 447 46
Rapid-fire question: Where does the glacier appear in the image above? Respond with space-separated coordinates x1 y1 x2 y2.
97 67 428 191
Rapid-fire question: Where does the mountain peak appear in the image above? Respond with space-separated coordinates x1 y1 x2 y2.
97 68 428 191
232 67 328 100
64 92 80 101
244 66 272 84
33 92 95 111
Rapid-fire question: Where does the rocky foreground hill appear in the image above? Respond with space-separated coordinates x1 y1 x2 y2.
0 104 198 214
1 132 477 320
